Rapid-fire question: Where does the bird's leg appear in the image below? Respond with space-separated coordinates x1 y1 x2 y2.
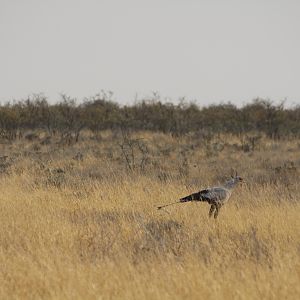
214 204 221 219
209 205 215 218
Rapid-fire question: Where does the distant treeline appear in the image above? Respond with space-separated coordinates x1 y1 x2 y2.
0 93 299 140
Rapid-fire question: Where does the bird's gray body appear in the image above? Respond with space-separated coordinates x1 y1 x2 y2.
179 176 243 218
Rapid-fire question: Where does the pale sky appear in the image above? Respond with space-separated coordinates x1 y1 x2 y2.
1 0 300 106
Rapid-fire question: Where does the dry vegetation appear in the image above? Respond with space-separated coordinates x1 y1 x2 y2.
0 130 299 299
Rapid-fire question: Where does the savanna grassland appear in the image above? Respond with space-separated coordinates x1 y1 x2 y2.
0 130 299 299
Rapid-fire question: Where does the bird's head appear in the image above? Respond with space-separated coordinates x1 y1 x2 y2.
224 172 244 189
236 176 243 183
231 171 244 183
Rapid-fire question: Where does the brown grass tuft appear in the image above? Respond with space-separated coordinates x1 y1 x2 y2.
0 132 299 299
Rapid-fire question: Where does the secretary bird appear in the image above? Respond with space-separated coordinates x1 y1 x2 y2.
157 174 243 219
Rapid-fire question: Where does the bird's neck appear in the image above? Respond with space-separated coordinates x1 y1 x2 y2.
224 178 238 190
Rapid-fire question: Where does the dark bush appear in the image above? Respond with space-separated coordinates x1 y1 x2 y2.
0 94 298 140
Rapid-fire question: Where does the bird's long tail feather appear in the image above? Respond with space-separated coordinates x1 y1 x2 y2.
157 201 181 210
157 191 208 210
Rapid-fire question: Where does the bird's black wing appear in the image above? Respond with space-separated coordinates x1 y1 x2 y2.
180 189 211 203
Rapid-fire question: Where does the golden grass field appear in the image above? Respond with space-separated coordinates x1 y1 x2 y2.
0 131 299 299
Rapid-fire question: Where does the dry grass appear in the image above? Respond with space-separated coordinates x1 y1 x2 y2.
0 131 299 299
